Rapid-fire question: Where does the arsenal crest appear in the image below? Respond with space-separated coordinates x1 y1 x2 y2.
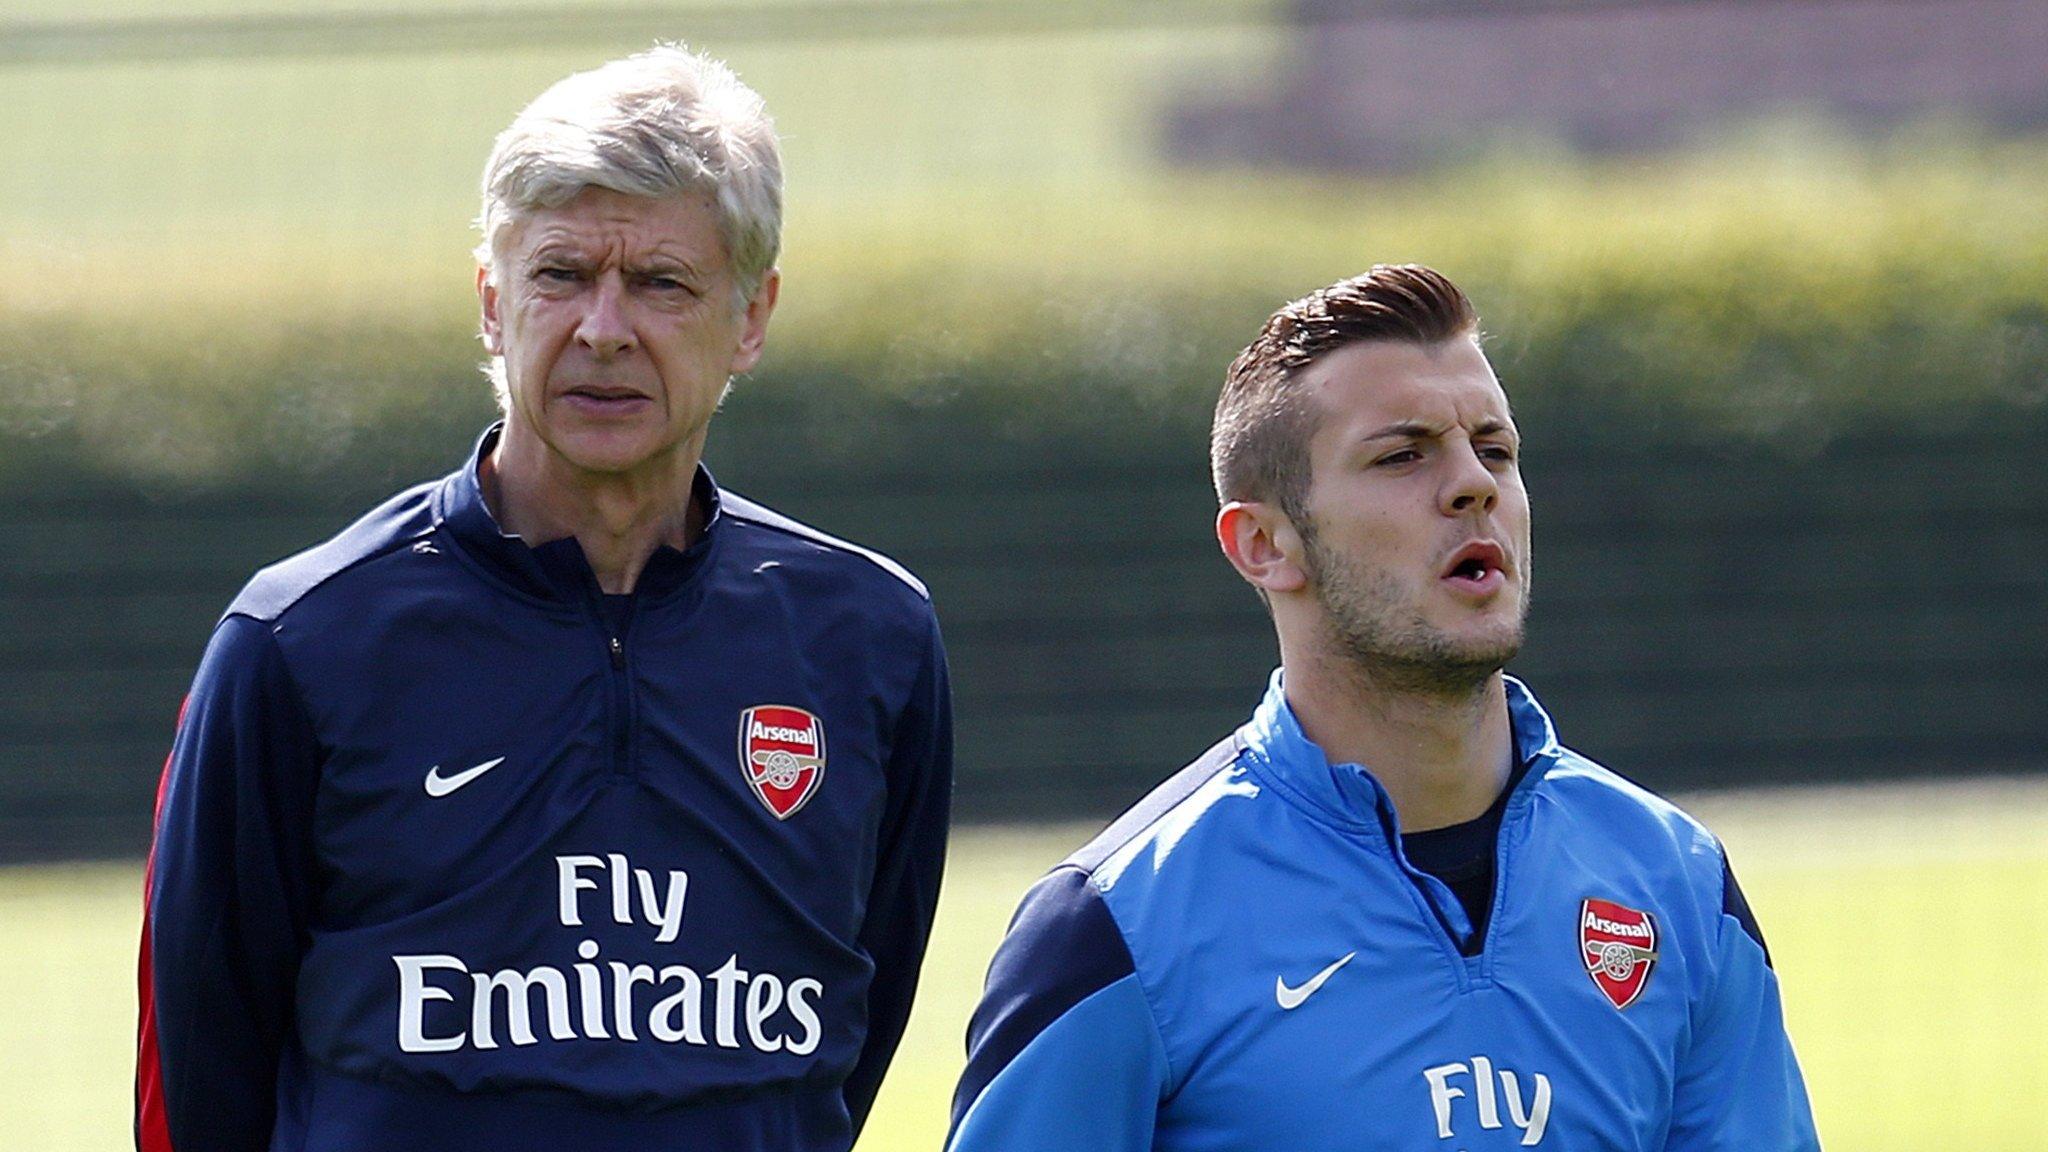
739 705 826 820
1580 898 1660 1009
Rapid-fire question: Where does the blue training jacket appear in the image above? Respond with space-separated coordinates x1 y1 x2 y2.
950 673 1816 1151
138 428 952 1152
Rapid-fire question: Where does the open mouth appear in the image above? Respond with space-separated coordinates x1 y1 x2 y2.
1441 541 1509 592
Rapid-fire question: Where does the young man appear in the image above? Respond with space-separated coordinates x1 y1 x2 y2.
949 265 1816 1150
136 46 951 1152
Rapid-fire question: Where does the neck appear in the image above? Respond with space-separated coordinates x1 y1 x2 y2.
482 422 706 595
1279 636 1515 833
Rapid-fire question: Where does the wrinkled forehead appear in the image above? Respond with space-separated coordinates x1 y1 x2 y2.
502 187 729 264
1302 335 1510 441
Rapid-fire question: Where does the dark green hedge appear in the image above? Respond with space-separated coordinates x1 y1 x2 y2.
6 144 2045 499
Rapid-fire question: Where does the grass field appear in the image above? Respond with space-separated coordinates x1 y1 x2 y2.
2 777 2044 1150
0 10 1281 240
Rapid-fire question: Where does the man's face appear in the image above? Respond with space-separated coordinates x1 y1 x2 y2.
480 186 775 476
1293 335 1532 692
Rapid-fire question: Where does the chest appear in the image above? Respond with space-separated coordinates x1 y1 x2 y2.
1150 841 1697 1151
290 595 895 932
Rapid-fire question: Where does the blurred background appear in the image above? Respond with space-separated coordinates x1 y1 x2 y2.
1 0 2043 1147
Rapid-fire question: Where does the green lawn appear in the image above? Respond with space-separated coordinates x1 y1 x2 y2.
0 12 1281 244
4 778 2045 1150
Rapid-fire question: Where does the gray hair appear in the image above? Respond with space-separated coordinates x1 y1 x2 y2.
475 44 782 379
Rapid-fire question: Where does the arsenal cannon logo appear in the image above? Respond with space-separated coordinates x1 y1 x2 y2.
738 705 826 820
1580 898 1660 1009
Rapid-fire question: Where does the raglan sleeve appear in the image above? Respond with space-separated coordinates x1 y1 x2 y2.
945 866 1169 1152
1665 852 1820 1151
841 611 955 1136
136 613 323 1152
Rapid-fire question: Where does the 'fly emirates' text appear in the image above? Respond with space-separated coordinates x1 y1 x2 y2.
393 853 824 1055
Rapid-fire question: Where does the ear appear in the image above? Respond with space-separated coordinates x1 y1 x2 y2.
729 268 781 375
1217 501 1308 595
477 265 503 356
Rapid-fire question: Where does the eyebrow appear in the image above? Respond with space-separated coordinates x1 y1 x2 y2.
523 242 595 267
521 245 705 279
627 257 705 278
1360 421 1444 443
1360 418 1518 442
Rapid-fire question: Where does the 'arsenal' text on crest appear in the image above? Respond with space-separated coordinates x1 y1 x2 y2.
739 705 826 820
1580 898 1659 1010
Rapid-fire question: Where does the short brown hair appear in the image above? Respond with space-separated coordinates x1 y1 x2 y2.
1210 264 1478 520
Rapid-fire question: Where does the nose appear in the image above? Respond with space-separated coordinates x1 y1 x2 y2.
576 274 636 360
1442 441 1498 516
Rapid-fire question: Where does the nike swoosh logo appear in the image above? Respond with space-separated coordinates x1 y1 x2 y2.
423 757 507 798
1276 951 1357 1010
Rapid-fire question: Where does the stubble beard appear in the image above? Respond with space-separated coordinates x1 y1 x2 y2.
1299 522 1528 699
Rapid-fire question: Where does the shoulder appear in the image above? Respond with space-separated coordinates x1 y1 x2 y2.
1539 748 1725 868
1534 746 1742 938
994 734 1253 968
956 858 1172 1139
715 490 939 666
962 750 1251 1104
981 865 1140 1036
1067 734 1250 876
719 490 930 601
225 480 441 624
1044 734 1286 959
1535 747 1780 980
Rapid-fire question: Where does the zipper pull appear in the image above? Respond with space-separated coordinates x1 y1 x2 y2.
609 636 625 668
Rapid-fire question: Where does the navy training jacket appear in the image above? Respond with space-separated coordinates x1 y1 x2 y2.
137 428 952 1152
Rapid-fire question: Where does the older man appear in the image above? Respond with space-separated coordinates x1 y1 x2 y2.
948 266 1815 1150
137 46 950 1152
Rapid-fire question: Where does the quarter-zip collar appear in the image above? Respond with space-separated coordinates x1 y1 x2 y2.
1239 667 1561 846
433 423 725 606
